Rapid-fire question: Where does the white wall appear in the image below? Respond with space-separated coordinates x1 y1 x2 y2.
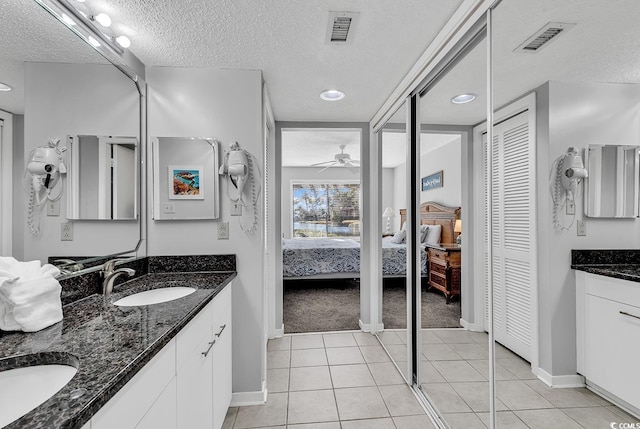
381 168 396 231
22 62 140 262
420 137 461 207
146 67 265 397
390 138 462 227
536 81 640 377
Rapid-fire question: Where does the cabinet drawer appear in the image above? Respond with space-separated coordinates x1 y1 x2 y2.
429 262 447 276
177 300 213 370
429 273 447 288
428 249 447 261
584 294 640 410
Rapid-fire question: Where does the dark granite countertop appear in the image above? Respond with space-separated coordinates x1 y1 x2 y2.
571 249 640 283
571 264 640 283
0 271 236 429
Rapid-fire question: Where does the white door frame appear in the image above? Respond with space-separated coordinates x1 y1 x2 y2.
0 110 13 256
473 92 539 375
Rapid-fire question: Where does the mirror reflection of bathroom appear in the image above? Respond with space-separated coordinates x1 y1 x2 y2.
417 25 487 422
2 1 142 266
489 1 640 427
378 99 410 382
67 135 138 220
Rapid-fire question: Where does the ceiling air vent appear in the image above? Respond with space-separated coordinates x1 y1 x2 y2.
514 22 576 53
327 12 359 44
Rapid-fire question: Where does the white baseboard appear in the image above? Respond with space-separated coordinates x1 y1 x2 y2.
537 368 585 388
359 319 384 333
459 318 484 332
269 326 284 339
230 381 268 406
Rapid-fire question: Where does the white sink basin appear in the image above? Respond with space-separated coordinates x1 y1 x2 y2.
0 363 77 427
113 287 196 307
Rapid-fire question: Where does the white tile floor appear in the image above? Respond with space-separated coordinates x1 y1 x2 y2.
223 331 437 429
378 329 640 429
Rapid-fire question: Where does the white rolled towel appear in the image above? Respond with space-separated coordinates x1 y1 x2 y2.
0 257 62 332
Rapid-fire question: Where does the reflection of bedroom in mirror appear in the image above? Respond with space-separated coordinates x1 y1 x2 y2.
280 127 364 334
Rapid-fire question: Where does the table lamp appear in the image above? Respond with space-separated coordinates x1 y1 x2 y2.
454 219 462 245
383 207 395 234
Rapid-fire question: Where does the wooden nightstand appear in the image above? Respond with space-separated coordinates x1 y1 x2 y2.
426 244 461 304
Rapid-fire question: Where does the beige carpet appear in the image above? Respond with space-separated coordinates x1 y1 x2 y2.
283 278 461 334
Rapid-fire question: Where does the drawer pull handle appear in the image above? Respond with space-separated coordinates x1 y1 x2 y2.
202 340 216 357
620 311 640 321
215 324 227 337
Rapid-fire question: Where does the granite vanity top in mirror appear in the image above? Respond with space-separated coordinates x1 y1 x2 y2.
0 271 236 429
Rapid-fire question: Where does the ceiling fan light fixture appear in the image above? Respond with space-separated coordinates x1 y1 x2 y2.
451 93 476 104
320 89 345 101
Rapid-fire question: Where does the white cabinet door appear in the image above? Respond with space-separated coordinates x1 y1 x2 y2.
212 306 232 429
177 328 214 429
92 340 176 429
136 378 177 429
585 293 640 410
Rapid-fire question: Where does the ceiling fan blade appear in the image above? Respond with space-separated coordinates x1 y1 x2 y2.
317 163 337 173
344 159 360 167
310 160 336 166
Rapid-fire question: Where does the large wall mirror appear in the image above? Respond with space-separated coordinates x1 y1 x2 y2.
1 0 143 272
584 144 640 218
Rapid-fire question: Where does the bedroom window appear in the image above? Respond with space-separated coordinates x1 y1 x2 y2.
292 182 360 238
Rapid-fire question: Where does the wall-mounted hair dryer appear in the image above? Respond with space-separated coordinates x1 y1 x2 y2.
219 141 261 234
25 139 67 235
550 147 588 232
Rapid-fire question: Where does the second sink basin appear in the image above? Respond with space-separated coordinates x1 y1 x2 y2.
113 287 196 307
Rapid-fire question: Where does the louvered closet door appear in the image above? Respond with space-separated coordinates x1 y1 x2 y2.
483 110 536 362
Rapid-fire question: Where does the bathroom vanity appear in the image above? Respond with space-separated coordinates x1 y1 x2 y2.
0 261 236 429
573 250 640 418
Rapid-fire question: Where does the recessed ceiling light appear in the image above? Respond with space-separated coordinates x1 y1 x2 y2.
0 82 12 92
320 89 345 101
451 93 476 104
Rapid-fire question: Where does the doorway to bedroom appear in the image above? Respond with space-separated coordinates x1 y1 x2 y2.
280 127 363 334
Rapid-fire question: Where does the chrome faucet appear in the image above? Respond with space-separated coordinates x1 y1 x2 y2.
101 259 135 300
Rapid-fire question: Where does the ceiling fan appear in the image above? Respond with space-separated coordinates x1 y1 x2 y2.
311 145 360 173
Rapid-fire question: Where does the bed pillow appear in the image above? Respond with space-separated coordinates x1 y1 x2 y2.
425 224 442 246
391 229 406 244
420 225 430 243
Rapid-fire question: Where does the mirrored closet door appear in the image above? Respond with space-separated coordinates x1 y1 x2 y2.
378 100 411 382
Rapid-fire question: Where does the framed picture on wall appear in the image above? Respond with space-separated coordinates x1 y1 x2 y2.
422 170 443 191
169 165 204 199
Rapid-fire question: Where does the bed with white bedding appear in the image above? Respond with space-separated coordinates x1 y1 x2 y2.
282 237 427 279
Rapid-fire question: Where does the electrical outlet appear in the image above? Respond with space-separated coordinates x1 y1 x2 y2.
218 221 229 240
231 202 242 216
566 198 575 215
577 220 586 236
47 200 60 216
162 202 175 214
61 222 73 241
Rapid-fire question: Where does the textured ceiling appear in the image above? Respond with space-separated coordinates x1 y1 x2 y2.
102 0 464 122
0 0 107 114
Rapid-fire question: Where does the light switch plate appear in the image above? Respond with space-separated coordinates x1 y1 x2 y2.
162 202 175 214
47 200 60 216
577 220 586 236
231 202 242 216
